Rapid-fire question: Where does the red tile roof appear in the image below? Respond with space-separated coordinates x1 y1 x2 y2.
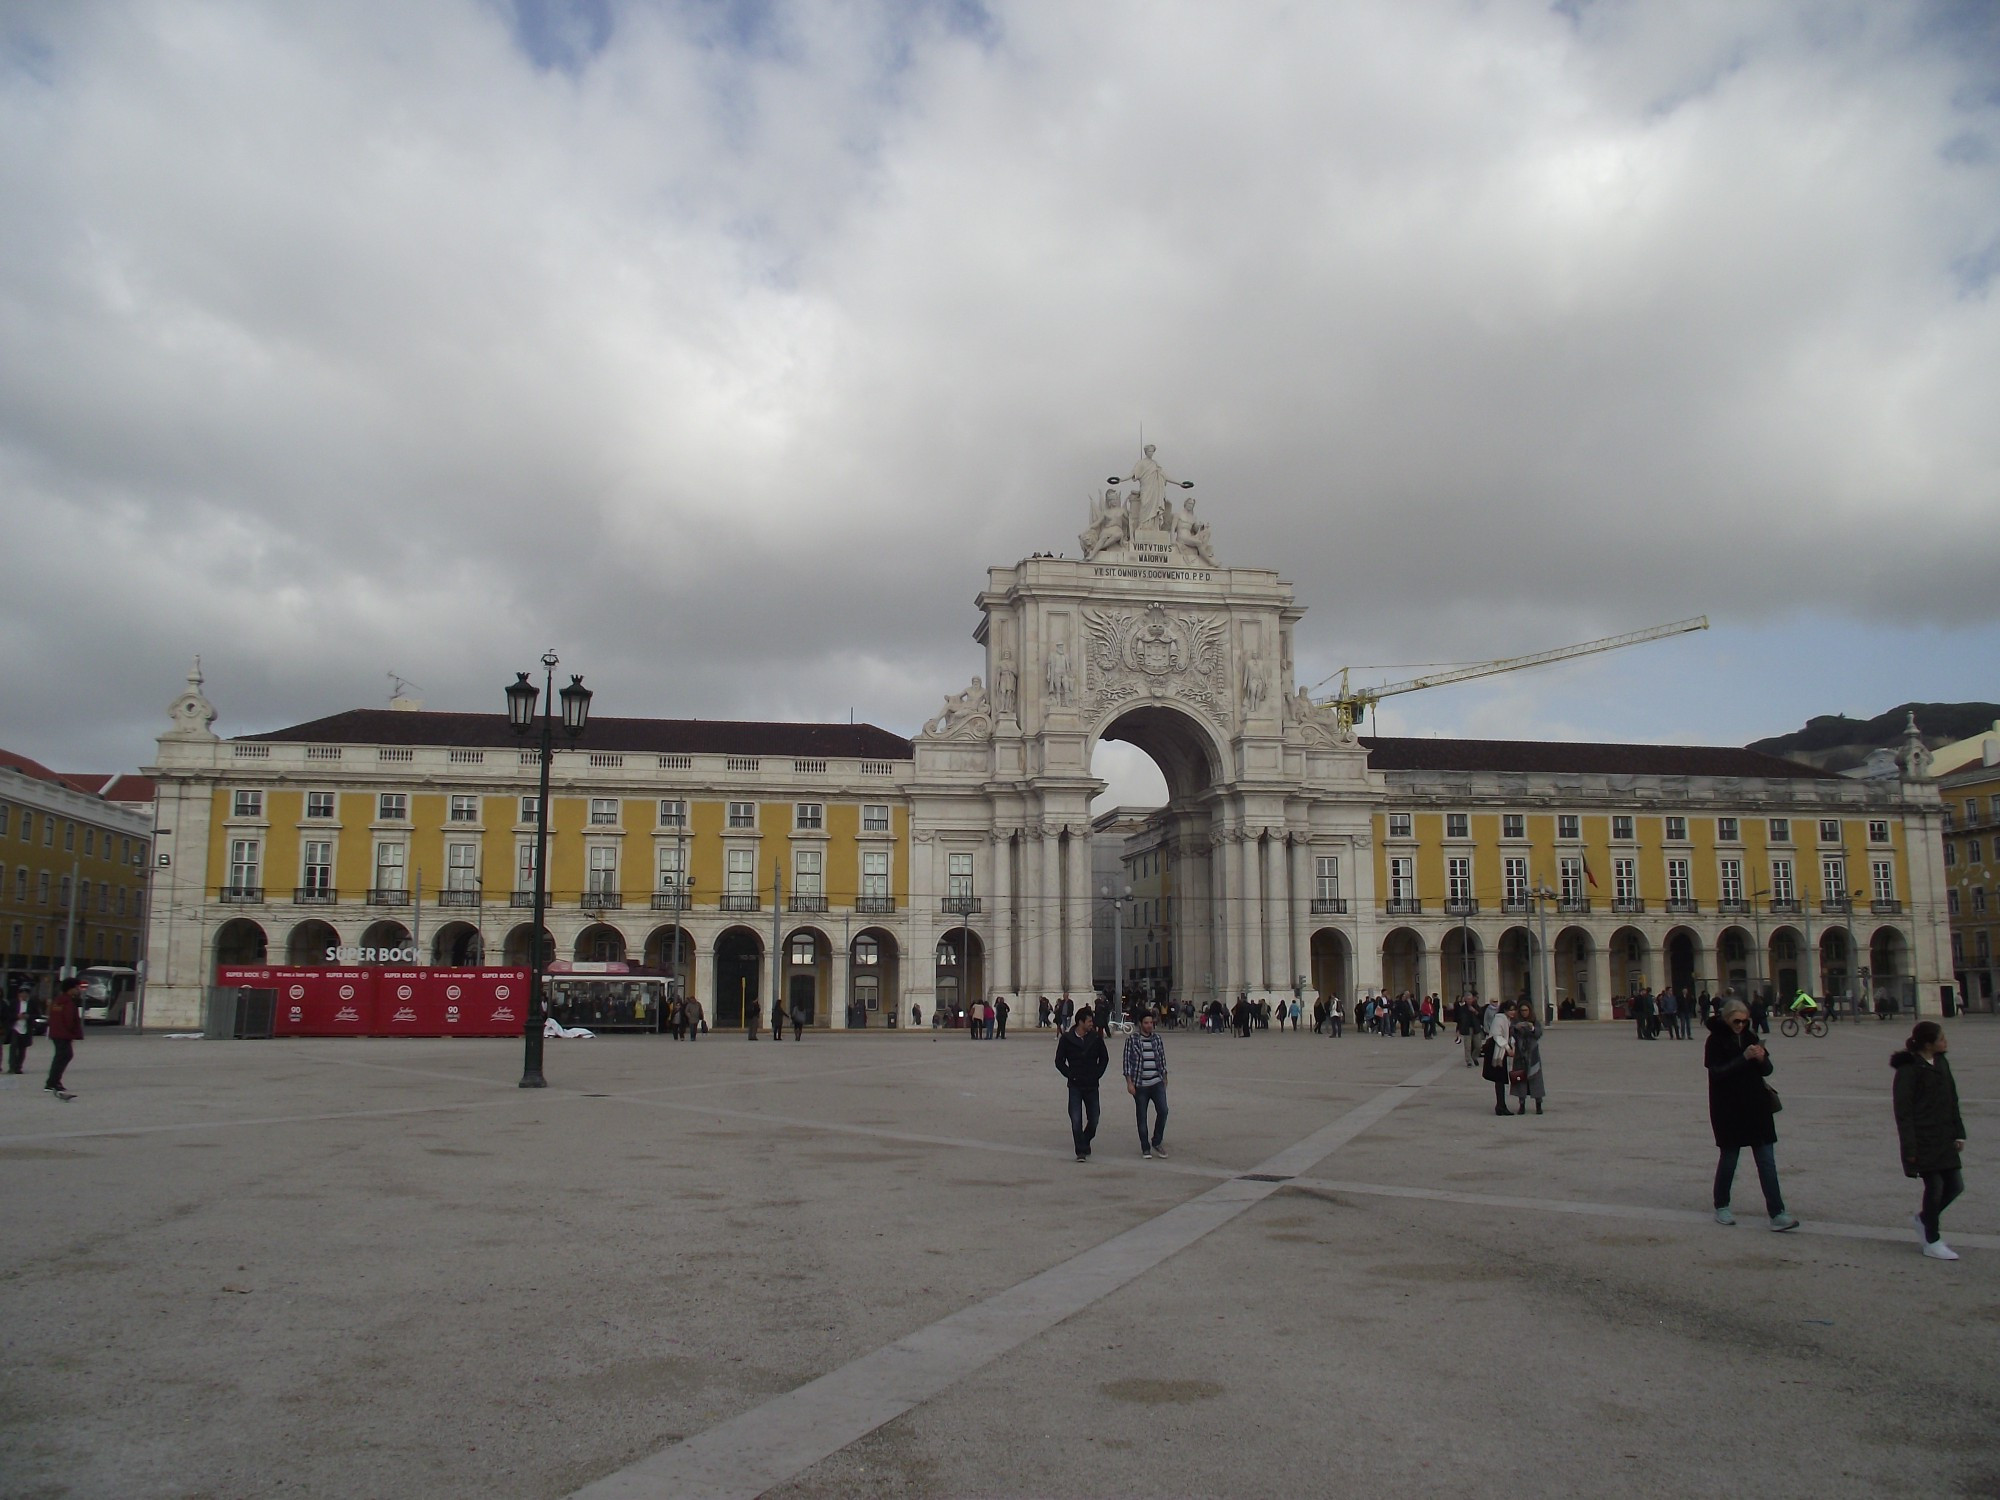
238 709 914 761
1 751 156 805
1359 736 1836 779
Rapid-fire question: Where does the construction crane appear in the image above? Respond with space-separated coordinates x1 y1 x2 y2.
1314 616 1710 732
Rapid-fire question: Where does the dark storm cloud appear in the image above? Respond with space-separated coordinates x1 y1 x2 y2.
1 0 1996 780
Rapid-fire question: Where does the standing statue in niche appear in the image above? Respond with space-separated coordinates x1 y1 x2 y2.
1046 640 1075 707
1242 651 1267 716
1109 444 1191 530
995 652 1018 716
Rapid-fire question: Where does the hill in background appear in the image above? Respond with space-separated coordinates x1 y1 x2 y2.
1749 702 2000 774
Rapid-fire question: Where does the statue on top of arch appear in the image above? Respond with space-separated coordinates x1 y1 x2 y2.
1077 444 1217 566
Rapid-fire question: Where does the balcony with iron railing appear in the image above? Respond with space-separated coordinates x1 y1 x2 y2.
437 889 482 909
581 891 624 910
788 894 829 913
1310 897 1348 915
1385 897 1422 916
367 888 412 907
510 889 538 908
651 887 692 911
1767 899 1802 916
1558 896 1591 914
1715 899 1750 916
1443 897 1479 917
854 895 897 914
219 886 264 904
1665 897 1699 914
1872 898 1904 914
942 895 982 915
1612 897 1646 914
293 886 337 905
720 892 761 912
1820 897 1852 915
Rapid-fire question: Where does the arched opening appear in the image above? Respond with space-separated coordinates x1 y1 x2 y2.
503 923 554 969
1309 928 1350 1003
573 922 626 964
1767 926 1804 999
1610 926 1649 997
935 928 986 1026
430 921 483 967
849 928 900 1027
1497 926 1534 1002
713 927 762 1029
1820 928 1854 1003
1665 927 1700 997
1555 926 1592 1018
643 926 696 997
784 927 831 1027
1440 925 1480 999
358 920 411 963
285 919 340 967
1715 926 1755 1001
1381 927 1424 996
213 917 268 971
1871 927 1910 1014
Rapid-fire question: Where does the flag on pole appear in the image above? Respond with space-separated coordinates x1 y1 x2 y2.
1582 855 1599 890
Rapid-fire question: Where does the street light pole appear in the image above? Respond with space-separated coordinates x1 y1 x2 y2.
1101 882 1131 1020
506 653 592 1088
1531 882 1554 1022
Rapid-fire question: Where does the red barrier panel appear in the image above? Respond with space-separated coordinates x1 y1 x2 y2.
211 967 526 1037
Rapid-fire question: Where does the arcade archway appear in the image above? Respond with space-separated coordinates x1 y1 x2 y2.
935 928 986 1026
849 928 900 1027
214 917 267 969
286 919 340 967
713 927 762 1029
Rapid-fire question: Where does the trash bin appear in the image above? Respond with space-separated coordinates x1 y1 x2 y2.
204 986 276 1039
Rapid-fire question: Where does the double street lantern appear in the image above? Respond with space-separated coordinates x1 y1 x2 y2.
506 651 592 1088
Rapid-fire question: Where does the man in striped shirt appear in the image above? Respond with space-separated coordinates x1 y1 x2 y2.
1122 1010 1170 1159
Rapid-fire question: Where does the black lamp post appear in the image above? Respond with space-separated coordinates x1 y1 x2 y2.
506 651 592 1088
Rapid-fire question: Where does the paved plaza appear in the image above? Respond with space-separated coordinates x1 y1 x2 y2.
2 1016 1995 1499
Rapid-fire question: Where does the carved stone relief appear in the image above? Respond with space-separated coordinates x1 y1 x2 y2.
1079 601 1229 721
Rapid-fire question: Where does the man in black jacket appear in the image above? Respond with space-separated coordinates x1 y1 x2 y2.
1054 1008 1110 1161
5 982 40 1074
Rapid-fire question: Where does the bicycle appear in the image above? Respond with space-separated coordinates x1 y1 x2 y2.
1778 1011 1828 1039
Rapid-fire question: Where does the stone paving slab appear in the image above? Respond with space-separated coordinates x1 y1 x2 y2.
0 1018 1993 1499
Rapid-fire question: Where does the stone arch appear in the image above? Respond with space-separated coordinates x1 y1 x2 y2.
358 920 411 962
783 925 833 1028
1440 924 1481 999
502 923 554 968
643 926 696 995
712 925 763 1029
214 917 267 970
1497 925 1534 1002
1610 926 1650 997
1380 927 1424 995
1090 703 1228 802
1664 926 1702 997
1309 927 1350 1003
573 922 627 963
1715 925 1755 999
1555 925 1593 1016
1820 927 1856 1002
1767 925 1805 999
1871 926 1910 1013
936 926 986 1025
427 921 482 966
849 927 900 1027
285 918 341 967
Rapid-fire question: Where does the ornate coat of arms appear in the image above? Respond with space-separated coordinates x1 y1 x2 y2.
1080 603 1228 716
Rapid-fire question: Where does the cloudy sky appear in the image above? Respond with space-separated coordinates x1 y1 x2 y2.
3 0 1997 809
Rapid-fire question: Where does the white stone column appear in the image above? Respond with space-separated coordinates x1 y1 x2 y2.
1226 831 1253 997
1288 836 1311 998
1019 829 1043 998
990 832 1015 997
829 939 848 1028
1476 937 1499 1004
1262 832 1287 994
1066 826 1093 998
1589 939 1614 1021
1042 826 1064 1001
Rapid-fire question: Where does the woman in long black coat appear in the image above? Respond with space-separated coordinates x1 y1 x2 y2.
1892 1021 1968 1261
1706 999 1798 1230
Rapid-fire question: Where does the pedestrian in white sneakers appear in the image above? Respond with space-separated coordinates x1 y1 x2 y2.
1892 1021 1967 1261
1705 999 1797 1231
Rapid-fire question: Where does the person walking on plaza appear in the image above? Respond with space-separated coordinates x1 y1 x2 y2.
684 995 704 1039
1326 993 1344 1037
771 993 787 1041
1892 1021 1968 1261
5 981 39 1075
1508 1000 1546 1115
1055 1007 1109 1161
1706 998 1797 1230
1482 1000 1514 1116
994 995 1010 1039
745 994 760 1040
1123 1009 1170 1158
1659 988 1680 1041
43 976 82 1101
789 992 807 1040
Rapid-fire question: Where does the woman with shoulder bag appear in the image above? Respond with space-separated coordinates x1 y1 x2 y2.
1482 1000 1514 1117
1891 1021 1968 1261
1508 1001 1545 1115
1706 998 1797 1230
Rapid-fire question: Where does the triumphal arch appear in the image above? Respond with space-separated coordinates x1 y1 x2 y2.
907 447 1384 1012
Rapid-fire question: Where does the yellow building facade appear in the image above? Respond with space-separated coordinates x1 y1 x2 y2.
1940 755 2000 1012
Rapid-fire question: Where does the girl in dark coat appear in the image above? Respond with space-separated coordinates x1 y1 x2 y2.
1705 999 1797 1230
1891 1022 1968 1261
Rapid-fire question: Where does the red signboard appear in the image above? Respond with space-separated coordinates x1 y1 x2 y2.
210 967 527 1037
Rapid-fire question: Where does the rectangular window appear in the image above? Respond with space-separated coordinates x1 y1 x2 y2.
1946 842 1958 867
12 868 25 902
449 795 479 823
520 796 540 825
726 848 755 894
1559 857 1583 903
1557 814 1580 840
233 789 262 818
947 851 974 903
1771 859 1795 904
1613 857 1636 904
587 845 618 894
795 802 824 831
1445 812 1469 839
1665 816 1688 841
1948 889 1960 916
1717 817 1739 842
1979 932 1992 962
1504 856 1528 907
589 798 619 826
1819 819 1841 843
657 844 685 889
18 811 31 842
303 841 333 893
795 848 823 896
1314 855 1341 902
1667 858 1691 905
42 817 53 846
374 842 405 891
1968 799 1981 823
1973 889 1986 915
1951 933 1963 963
377 793 407 822
229 839 260 891
1871 860 1895 904
1387 812 1412 839
1822 856 1847 903
1502 813 1525 839
1388 856 1414 903
1769 818 1790 842
861 849 889 899
36 871 50 904
1719 858 1744 905
657 799 687 828
446 841 479 890
307 791 337 819
862 804 890 833
0 805 8 837
84 828 95 855
63 822 74 852
1447 856 1471 903
517 842 538 887
1971 838 1984 864
1611 815 1634 841
1868 820 1890 844
727 802 756 830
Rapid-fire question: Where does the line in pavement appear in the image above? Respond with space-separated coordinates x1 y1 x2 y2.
0 1095 526 1146
565 1053 1459 1500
